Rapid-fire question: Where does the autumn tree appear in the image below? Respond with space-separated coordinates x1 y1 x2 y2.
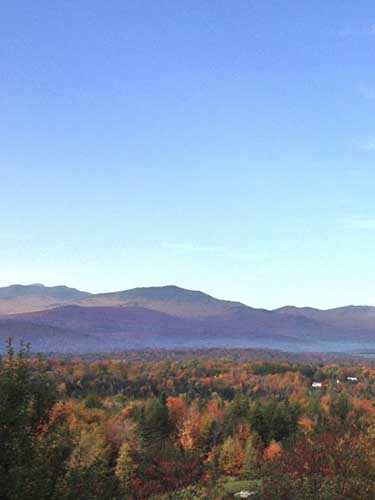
219 435 244 476
59 419 115 500
115 443 136 494
244 435 258 479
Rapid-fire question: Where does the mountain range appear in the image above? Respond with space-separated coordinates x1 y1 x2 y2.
0 283 375 354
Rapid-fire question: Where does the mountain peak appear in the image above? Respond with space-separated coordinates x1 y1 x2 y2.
119 285 215 302
79 284 245 319
0 284 91 314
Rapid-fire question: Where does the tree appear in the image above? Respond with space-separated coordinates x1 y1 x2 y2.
115 443 136 493
263 440 282 461
0 340 68 500
330 392 351 425
260 428 375 500
63 423 114 500
244 435 258 478
250 399 300 446
179 403 201 452
219 436 244 476
140 394 170 458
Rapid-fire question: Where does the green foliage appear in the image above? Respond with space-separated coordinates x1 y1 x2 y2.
139 394 171 459
222 479 261 494
155 484 205 499
244 435 258 478
62 462 117 500
230 392 250 419
84 393 103 409
250 399 301 446
330 392 351 424
0 340 65 500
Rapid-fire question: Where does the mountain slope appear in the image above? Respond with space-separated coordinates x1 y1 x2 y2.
276 305 375 331
77 285 247 318
0 319 90 353
1 284 375 354
1 302 350 353
0 284 92 314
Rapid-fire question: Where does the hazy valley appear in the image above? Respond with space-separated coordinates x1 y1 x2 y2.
1 284 375 354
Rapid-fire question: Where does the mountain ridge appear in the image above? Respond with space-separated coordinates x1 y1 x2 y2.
1 283 373 315
1 284 375 354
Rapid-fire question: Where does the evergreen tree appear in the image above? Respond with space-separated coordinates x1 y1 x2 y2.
140 394 170 458
330 392 351 425
0 340 67 500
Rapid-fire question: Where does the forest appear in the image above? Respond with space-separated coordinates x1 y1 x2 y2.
2 341 375 499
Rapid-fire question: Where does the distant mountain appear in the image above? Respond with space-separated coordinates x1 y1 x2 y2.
1 284 375 354
0 319 86 352
5 303 324 353
77 285 248 318
276 305 375 331
0 284 92 314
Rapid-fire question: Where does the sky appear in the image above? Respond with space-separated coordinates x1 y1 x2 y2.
1 1 375 309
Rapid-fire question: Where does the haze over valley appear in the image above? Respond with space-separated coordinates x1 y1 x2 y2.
1 283 375 354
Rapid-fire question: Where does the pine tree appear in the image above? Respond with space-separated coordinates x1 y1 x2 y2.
140 395 170 458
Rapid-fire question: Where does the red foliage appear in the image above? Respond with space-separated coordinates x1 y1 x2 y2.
132 459 200 498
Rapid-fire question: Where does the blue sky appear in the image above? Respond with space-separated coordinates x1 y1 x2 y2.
1 1 375 308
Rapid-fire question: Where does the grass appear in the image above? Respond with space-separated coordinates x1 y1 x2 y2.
153 479 262 499
222 479 261 495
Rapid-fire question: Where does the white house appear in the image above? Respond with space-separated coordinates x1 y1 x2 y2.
234 491 256 499
312 382 322 388
347 376 358 382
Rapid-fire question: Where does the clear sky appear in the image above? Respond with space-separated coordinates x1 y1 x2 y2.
1 1 375 309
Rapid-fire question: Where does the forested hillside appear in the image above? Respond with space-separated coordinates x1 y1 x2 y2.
3 342 375 499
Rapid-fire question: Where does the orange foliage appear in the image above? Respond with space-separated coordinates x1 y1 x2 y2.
179 405 202 451
167 397 187 425
298 416 314 432
264 440 282 460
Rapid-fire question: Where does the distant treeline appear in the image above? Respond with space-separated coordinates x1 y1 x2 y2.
29 347 375 366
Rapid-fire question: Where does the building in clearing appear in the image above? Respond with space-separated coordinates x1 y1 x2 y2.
234 491 255 498
312 382 322 388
